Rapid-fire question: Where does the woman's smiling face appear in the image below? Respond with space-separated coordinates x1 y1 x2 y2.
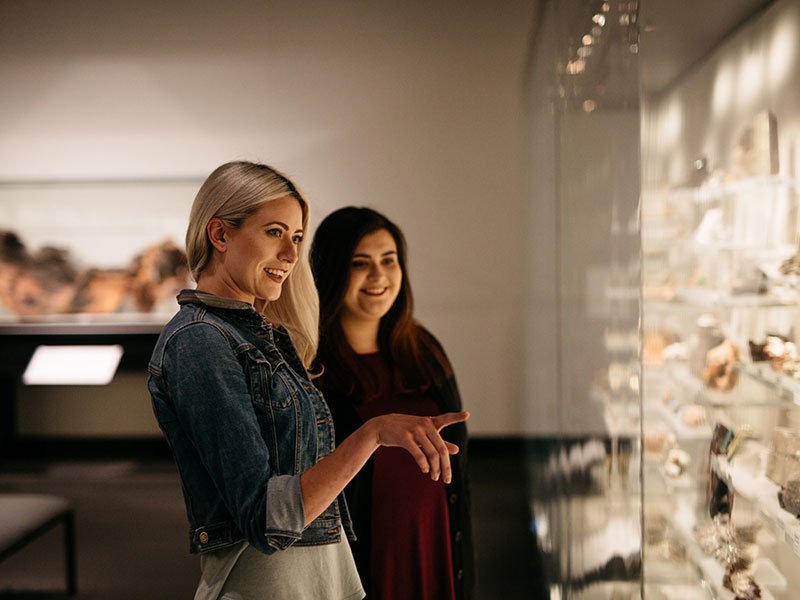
211 195 304 304
341 228 402 324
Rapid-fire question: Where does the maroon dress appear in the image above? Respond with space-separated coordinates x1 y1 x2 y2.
352 352 456 600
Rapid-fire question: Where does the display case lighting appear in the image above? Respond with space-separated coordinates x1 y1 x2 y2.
22 345 124 386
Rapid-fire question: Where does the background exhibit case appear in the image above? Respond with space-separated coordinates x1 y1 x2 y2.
0 177 202 331
0 178 203 445
642 169 800 599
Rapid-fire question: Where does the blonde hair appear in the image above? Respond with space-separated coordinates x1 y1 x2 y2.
185 161 319 368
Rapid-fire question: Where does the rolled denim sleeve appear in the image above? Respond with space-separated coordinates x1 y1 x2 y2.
264 474 306 550
162 322 306 553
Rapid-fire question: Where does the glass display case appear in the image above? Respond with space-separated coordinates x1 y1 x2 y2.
0 177 203 333
525 0 643 597
642 174 800 599
0 177 204 447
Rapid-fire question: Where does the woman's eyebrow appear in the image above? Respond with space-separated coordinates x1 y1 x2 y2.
263 220 304 234
352 250 397 258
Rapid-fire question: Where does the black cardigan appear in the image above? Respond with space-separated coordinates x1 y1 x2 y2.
318 339 475 600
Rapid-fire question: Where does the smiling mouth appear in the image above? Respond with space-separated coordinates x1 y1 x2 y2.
362 287 387 296
265 267 287 281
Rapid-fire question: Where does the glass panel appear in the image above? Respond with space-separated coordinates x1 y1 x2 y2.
525 1 642 597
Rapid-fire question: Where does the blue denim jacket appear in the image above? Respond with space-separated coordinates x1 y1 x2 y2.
147 290 354 555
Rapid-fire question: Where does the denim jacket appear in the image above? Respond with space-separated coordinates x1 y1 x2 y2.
147 290 354 555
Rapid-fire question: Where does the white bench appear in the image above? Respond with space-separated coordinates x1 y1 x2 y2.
0 494 76 596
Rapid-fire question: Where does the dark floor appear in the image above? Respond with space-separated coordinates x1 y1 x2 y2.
0 439 545 599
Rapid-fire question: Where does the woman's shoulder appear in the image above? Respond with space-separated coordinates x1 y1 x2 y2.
151 313 242 374
158 308 248 355
413 321 437 345
414 323 451 363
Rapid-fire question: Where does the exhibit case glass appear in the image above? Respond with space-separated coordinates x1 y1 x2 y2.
641 1 800 599
0 178 204 445
0 177 203 333
525 0 643 597
528 0 800 598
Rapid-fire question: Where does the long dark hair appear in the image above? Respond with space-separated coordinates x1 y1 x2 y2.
310 207 450 401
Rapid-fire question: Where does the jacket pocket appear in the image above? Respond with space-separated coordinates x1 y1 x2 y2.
246 351 297 410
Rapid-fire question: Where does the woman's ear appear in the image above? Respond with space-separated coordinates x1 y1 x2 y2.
206 218 228 253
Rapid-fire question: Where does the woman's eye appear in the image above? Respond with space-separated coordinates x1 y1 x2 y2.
351 260 369 269
382 257 396 266
292 235 303 244
266 228 282 238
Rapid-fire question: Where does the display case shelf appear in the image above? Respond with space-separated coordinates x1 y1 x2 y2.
736 362 800 405
652 176 800 207
688 176 800 201
712 450 800 562
673 288 800 310
664 363 796 409
672 509 782 600
649 403 713 441
644 169 800 598
0 313 170 335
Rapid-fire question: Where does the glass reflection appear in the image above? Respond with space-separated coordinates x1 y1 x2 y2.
525 0 642 597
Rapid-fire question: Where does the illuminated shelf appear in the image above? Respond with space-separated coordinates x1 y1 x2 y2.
674 287 800 309
0 313 170 335
673 507 782 600
735 362 800 405
665 363 794 409
648 403 712 441
657 176 800 205
713 450 800 564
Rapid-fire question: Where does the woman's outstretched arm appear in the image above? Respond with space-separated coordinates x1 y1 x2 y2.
300 411 469 526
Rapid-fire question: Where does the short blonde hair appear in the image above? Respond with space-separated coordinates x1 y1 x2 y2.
185 161 319 368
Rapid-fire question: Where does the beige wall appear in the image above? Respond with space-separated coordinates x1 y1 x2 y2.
0 1 537 436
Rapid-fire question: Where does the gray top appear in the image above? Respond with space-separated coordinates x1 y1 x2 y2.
194 527 364 600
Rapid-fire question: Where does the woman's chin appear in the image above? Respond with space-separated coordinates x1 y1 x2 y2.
256 286 283 303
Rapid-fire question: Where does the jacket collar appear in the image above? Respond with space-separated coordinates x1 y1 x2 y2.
177 289 266 329
177 290 302 366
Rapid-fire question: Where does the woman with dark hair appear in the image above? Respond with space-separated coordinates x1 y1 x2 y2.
311 207 474 600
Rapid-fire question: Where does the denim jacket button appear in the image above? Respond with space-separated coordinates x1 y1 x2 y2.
449 493 458 505
455 530 463 542
199 531 209 544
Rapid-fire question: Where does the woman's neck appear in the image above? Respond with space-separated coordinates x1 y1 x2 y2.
195 273 254 305
340 316 380 354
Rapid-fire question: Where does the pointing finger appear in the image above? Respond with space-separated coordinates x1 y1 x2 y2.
432 411 469 431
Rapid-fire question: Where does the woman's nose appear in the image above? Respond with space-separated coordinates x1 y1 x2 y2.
279 239 298 263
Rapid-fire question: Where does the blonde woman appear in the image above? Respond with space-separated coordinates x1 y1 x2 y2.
147 161 468 600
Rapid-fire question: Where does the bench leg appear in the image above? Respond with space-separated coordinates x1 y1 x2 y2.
63 511 77 596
